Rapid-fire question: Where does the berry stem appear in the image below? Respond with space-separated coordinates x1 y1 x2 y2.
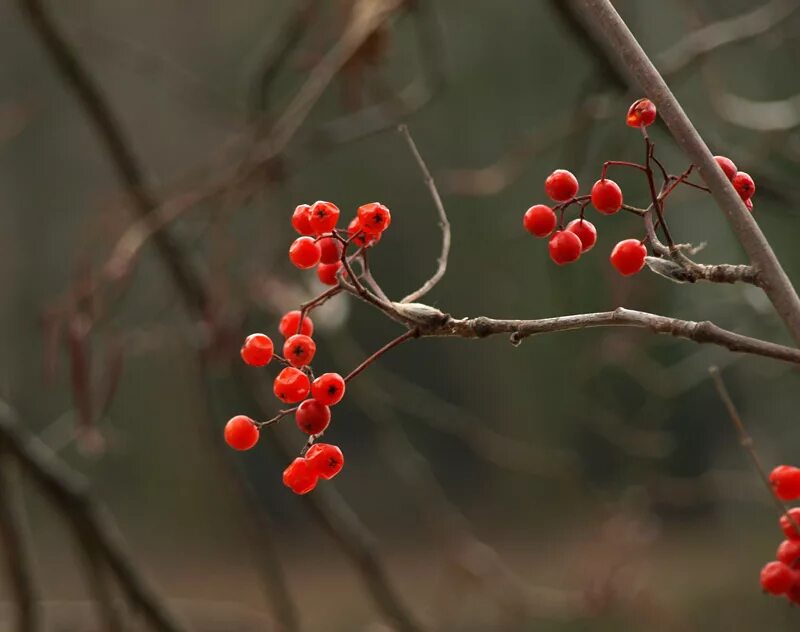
344 329 419 384
297 286 342 335
708 366 800 532
642 135 676 250
600 160 646 179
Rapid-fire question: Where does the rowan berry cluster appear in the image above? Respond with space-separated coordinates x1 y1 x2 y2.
522 98 756 276
224 200 392 494
759 466 800 601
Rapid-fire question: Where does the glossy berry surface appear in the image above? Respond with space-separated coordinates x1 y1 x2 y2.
760 561 795 595
224 415 259 451
591 178 623 214
348 217 380 248
306 443 344 480
548 230 582 265
770 465 800 501
289 236 321 269
273 367 311 403
732 171 755 201
279 310 313 338
295 400 331 435
544 169 579 202
780 508 800 540
714 155 737 180
291 204 313 235
283 457 318 495
317 236 342 265
523 204 556 238
357 202 391 235
610 239 647 276
311 372 346 406
317 261 342 286
283 334 316 367
240 333 274 367
626 98 657 127
308 201 340 234
566 218 597 253
777 539 800 566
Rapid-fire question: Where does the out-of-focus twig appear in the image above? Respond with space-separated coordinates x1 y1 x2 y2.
0 450 41 632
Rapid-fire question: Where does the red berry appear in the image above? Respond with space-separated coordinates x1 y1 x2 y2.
273 367 311 403
283 334 316 367
308 201 340 234
745 198 754 212
318 236 343 265
544 169 579 202
761 561 795 595
788 582 800 605
610 239 647 276
771 466 800 501
778 539 800 566
291 204 313 235
626 98 657 127
780 508 800 540
289 236 321 269
732 171 755 201
295 399 331 435
348 217 380 248
548 230 582 265
240 333 274 367
591 178 623 214
306 443 344 480
279 310 313 338
714 156 737 180
357 202 391 235
311 372 346 406
317 261 342 286
523 204 556 237
282 457 318 495
566 218 597 253
224 415 259 451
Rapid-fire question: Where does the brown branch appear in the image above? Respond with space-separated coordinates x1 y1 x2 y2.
0 450 41 632
579 0 800 346
0 401 185 632
398 125 451 304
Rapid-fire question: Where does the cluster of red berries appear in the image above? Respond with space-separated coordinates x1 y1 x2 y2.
522 98 755 276
759 465 800 601
225 200 392 494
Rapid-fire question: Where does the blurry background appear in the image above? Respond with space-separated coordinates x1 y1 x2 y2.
2 0 800 630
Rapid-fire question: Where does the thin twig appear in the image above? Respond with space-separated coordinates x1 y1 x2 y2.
398 125 451 304
344 329 418 383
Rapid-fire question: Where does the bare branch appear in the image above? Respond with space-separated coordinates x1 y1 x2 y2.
0 451 42 632
398 125 451 304
712 90 800 132
0 401 185 632
579 0 800 346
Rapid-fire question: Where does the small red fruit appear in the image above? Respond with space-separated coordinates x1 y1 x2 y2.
224 415 259 451
610 239 647 276
295 400 331 435
778 539 800 566
291 204 313 235
240 333 274 367
357 202 391 235
306 443 344 480
548 230 582 265
523 204 557 237
317 261 342 286
311 372 346 406
273 367 311 403
283 457 318 495
732 171 755 201
591 178 623 214
544 169 579 202
566 218 597 253
279 310 313 338
714 156 737 180
780 508 800 540
283 334 316 367
308 201 340 234
348 217 380 248
318 236 343 264
760 561 795 595
289 236 321 269
745 198 754 212
770 466 800 501
626 98 657 127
